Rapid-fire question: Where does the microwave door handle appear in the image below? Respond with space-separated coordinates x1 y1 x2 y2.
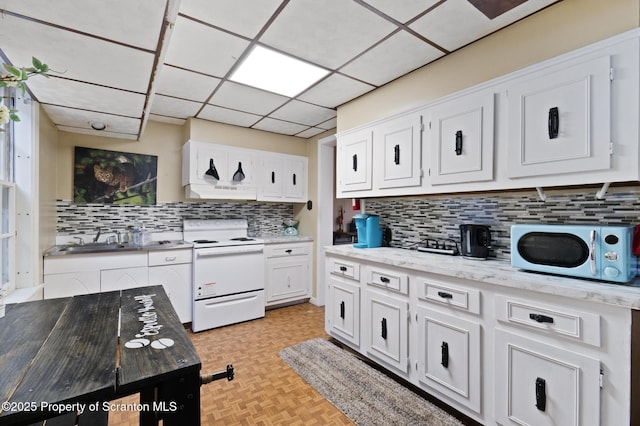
589 229 597 276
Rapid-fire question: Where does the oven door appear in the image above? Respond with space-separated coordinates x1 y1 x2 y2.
193 245 265 300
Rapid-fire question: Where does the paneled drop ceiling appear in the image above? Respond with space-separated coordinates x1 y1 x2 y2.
0 0 560 141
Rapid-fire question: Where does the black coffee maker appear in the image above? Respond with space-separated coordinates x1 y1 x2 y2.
459 224 491 259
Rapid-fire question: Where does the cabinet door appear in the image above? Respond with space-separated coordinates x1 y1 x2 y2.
100 267 149 292
259 157 283 198
416 306 481 413
149 264 192 323
266 257 309 303
337 129 373 193
507 55 611 178
375 114 422 189
363 288 409 373
196 143 228 185
283 157 307 200
327 278 360 346
429 91 494 185
44 271 101 299
227 149 254 185
495 329 601 426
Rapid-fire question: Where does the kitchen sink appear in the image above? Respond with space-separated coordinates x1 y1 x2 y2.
44 240 191 256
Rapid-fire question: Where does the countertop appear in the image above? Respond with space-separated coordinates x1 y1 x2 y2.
43 240 193 256
325 245 640 310
260 235 314 244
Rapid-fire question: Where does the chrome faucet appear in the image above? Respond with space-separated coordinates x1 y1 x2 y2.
73 236 84 245
93 227 101 243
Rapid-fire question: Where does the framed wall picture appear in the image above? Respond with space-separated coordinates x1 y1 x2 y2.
73 147 158 204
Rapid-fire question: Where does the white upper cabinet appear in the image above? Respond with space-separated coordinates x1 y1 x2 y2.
257 153 308 202
182 140 308 202
507 55 612 178
182 140 258 200
374 113 422 189
337 129 373 194
428 90 494 185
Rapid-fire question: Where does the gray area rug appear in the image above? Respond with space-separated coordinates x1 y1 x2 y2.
279 338 464 426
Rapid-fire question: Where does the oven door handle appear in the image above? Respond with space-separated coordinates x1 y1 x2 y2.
196 246 264 257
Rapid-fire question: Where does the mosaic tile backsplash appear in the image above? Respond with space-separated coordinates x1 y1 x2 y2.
365 186 640 260
56 200 295 237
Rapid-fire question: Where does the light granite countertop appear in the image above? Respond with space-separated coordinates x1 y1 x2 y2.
260 235 314 244
325 245 640 310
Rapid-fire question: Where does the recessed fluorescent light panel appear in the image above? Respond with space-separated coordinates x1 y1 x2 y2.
230 45 329 97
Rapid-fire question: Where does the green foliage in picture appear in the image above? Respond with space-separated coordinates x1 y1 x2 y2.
74 147 157 204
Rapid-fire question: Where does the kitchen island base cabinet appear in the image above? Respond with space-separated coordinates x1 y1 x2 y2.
494 329 601 426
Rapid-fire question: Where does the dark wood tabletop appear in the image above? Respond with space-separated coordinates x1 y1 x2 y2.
0 286 201 426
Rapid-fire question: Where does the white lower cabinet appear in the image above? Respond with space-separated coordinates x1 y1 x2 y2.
363 288 409 374
325 250 635 425
100 267 149 292
495 329 601 426
415 306 481 414
43 271 100 299
265 242 312 307
148 248 193 323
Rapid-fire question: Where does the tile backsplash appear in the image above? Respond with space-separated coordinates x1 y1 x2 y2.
365 185 640 260
56 200 295 237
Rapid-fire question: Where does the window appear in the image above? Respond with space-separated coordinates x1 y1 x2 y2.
0 87 16 295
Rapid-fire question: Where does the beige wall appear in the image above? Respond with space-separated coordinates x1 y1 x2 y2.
54 118 311 202
338 0 640 131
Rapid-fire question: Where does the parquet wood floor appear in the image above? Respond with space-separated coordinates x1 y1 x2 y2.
108 303 353 425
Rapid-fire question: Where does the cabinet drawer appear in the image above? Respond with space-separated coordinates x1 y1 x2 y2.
367 266 408 295
265 243 310 258
417 276 480 315
495 295 601 347
329 258 360 281
148 249 192 266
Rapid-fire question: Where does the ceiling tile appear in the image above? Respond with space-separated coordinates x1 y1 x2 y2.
270 100 335 127
341 30 444 86
296 127 326 138
410 0 559 52
198 105 261 127
209 82 288 115
0 14 154 93
297 74 375 108
163 15 250 77
252 118 308 136
148 114 186 126
0 0 166 50
155 65 221 102
149 94 201 118
56 125 139 140
260 0 397 69
360 0 442 23
43 105 141 134
178 0 282 38
317 117 337 130
26 78 145 117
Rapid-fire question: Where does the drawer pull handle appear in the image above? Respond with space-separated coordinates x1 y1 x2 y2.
339 301 345 319
437 291 453 299
535 377 547 411
394 144 400 165
271 171 275 184
548 106 559 139
455 130 463 155
381 317 387 340
352 154 358 171
285 249 293 254
339 266 347 272
165 256 177 261
441 341 449 368
529 313 554 324
380 276 390 284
